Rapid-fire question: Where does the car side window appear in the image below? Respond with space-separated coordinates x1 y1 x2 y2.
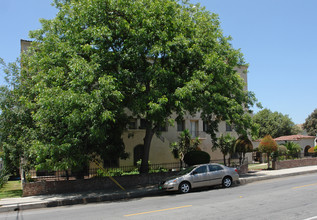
208 165 224 172
194 165 207 174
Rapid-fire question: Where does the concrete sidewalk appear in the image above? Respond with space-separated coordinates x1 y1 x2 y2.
1 165 317 213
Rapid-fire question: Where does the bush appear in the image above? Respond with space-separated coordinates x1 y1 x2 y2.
0 170 11 188
183 151 210 166
283 142 301 158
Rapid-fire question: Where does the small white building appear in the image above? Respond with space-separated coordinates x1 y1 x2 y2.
253 135 316 157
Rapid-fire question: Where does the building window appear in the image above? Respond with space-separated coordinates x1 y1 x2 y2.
190 120 198 138
177 120 185 131
139 119 147 129
203 121 209 132
226 123 233 132
128 119 137 129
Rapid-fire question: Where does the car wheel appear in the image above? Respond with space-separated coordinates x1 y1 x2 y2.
179 182 191 193
222 176 232 188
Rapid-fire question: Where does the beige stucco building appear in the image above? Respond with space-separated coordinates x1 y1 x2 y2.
120 66 250 166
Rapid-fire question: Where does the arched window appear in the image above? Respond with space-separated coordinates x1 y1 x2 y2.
134 145 144 165
304 145 311 157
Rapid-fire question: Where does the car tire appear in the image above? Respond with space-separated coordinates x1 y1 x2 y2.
222 176 232 188
179 182 191 193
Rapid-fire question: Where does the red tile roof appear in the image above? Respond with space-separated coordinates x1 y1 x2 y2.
274 135 315 141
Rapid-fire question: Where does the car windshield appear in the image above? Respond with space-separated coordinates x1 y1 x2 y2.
177 166 196 175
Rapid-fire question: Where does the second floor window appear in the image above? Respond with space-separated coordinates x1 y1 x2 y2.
177 120 185 131
139 119 147 129
226 123 233 132
203 121 209 132
128 119 137 129
190 120 198 138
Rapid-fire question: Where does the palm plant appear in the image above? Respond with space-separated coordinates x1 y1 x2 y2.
213 134 236 166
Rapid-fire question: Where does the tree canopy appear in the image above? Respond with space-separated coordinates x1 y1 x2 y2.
303 109 317 136
1 0 258 174
258 135 278 169
235 135 253 165
252 108 300 139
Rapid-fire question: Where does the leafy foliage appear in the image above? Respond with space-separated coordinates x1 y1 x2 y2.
283 142 301 158
212 134 236 166
303 109 317 136
183 151 210 166
0 59 31 175
0 170 11 189
235 135 253 165
170 129 200 164
253 108 300 139
277 145 288 156
258 135 278 169
1 0 258 174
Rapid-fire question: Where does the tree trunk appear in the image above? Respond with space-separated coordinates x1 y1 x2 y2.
267 154 270 169
223 155 226 166
228 154 231 167
242 152 246 165
140 123 155 173
239 153 242 165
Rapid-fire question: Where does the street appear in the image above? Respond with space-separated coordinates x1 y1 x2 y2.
2 173 317 220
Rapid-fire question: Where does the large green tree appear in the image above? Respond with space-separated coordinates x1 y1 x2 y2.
5 2 130 172
103 0 257 172
253 108 300 139
3 0 258 173
303 109 317 136
0 59 32 175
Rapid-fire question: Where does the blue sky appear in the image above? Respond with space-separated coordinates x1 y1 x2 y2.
1 0 316 124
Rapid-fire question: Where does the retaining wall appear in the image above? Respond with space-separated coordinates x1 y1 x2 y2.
23 172 177 196
273 157 317 170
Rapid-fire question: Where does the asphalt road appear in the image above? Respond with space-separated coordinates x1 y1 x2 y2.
2 173 317 220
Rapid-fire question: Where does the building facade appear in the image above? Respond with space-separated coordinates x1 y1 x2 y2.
120 66 249 166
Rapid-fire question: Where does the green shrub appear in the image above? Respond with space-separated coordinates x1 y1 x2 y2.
149 167 168 173
283 142 301 158
0 170 11 188
96 169 107 177
183 151 210 166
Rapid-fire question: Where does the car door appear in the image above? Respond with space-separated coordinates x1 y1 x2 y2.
190 165 208 188
207 164 225 186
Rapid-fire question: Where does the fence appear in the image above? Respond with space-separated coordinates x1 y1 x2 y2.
26 162 182 182
26 159 245 182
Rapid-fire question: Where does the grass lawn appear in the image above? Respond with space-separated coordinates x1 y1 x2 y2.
0 180 22 199
248 163 269 170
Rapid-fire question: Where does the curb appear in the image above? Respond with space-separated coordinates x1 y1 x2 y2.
0 187 162 213
238 169 317 185
2 169 317 213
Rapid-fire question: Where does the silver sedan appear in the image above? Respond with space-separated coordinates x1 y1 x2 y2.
159 163 239 193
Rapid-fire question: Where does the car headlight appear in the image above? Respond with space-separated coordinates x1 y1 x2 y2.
166 179 177 185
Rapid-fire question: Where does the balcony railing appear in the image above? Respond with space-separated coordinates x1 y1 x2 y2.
190 131 207 139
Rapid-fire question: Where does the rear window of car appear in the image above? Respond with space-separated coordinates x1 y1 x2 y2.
208 165 224 172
